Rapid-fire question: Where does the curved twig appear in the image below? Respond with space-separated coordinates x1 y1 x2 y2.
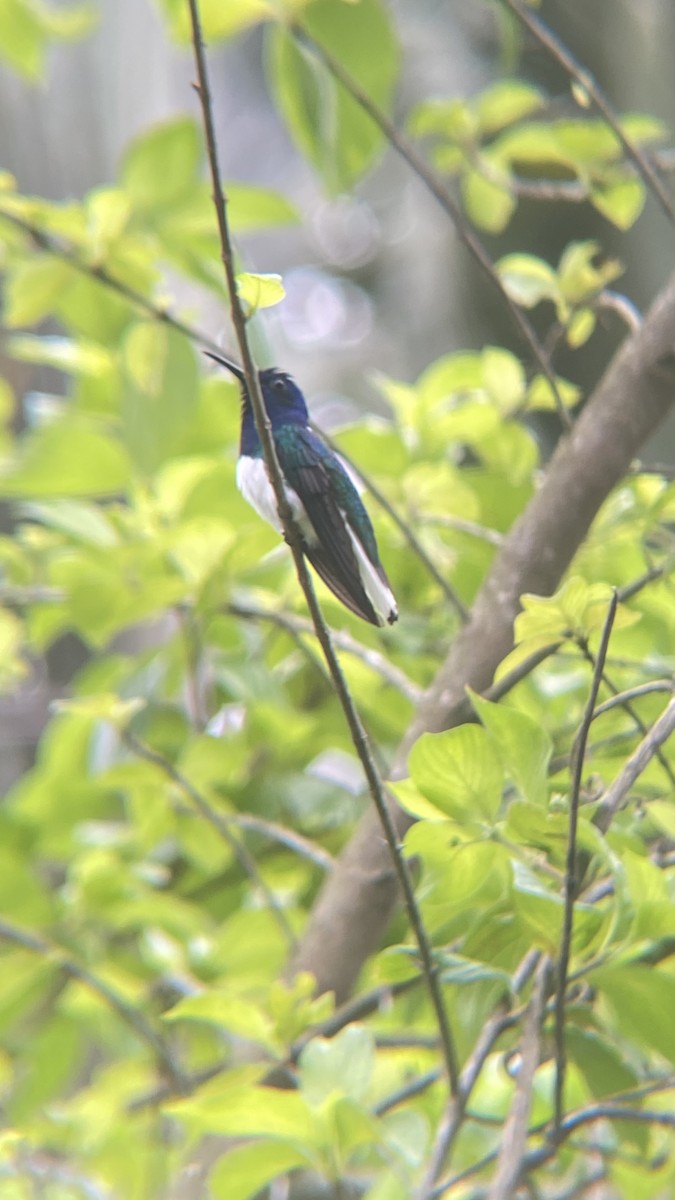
188 0 460 1097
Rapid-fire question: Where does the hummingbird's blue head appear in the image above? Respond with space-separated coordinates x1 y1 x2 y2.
258 369 309 428
204 352 309 455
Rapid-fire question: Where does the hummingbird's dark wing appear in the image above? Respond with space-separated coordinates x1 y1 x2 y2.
275 427 395 626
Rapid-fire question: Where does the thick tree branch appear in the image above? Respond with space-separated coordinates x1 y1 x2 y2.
290 271 675 1001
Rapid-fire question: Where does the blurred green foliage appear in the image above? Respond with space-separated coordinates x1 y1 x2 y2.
0 1 674 1198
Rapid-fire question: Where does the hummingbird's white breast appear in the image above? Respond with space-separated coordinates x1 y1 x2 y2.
236 455 316 544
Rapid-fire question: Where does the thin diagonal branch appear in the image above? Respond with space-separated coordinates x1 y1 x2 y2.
0 207 226 356
188 0 460 1097
554 592 617 1133
227 600 423 702
576 638 675 789
0 918 185 1091
501 0 674 224
124 732 297 951
594 695 675 833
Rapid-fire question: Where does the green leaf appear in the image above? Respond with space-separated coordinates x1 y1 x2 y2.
5 333 113 377
475 80 544 134
496 253 559 308
227 183 298 231
209 1140 311 1200
566 1026 638 1100
593 965 675 1066
566 307 596 348
0 0 93 79
481 347 525 411
167 1080 316 1142
236 272 286 313
591 178 645 229
525 373 580 411
266 0 399 193
122 117 202 214
408 725 504 823
469 692 552 806
4 256 72 326
165 991 279 1053
514 578 615 644
557 240 622 303
512 863 563 951
53 693 145 726
299 1025 374 1105
159 0 273 42
461 166 516 233
0 415 131 497
121 323 199 472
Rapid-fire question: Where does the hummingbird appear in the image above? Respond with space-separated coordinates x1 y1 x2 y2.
206 351 398 627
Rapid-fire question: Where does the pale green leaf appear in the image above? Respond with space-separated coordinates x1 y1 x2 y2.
266 0 399 193
525 374 580 411
496 253 559 308
594 965 675 1066
0 607 27 689
470 691 552 806
167 1082 316 1142
591 178 645 229
408 725 504 823
475 80 545 134
165 991 279 1053
159 0 274 42
227 183 298 231
481 347 525 411
210 1140 310 1200
462 167 516 233
4 257 72 327
53 694 145 726
236 272 285 313
122 117 201 213
299 1025 374 1105
566 307 596 348
19 500 118 546
0 416 131 497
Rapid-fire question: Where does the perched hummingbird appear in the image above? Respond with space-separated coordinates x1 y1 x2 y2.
206 351 398 627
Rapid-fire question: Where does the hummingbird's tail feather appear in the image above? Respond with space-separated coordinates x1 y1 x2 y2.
304 542 383 626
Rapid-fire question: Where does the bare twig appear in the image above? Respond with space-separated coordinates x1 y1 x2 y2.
575 626 675 788
188 0 460 1096
227 600 423 702
500 0 674 224
416 949 541 1198
234 813 335 872
594 695 675 833
554 592 617 1132
592 680 674 716
488 956 549 1200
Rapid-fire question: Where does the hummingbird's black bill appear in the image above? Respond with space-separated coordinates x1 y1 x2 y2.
203 350 245 380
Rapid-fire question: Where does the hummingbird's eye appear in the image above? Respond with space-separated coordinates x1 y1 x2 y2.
273 378 286 395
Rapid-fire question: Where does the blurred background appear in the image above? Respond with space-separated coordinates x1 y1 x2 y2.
0 0 673 784
1 0 674 406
